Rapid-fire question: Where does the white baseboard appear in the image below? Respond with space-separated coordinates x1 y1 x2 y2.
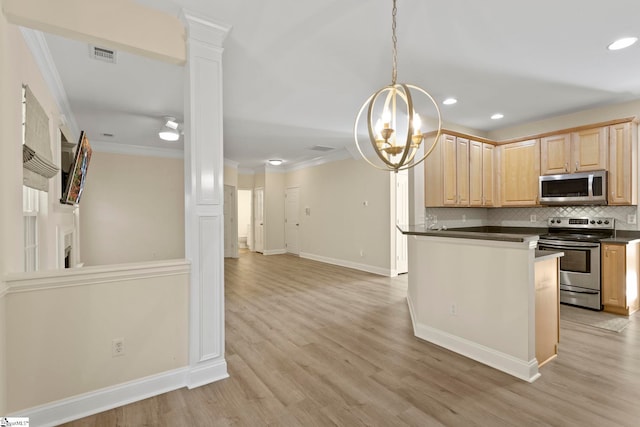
263 249 287 255
411 318 540 383
12 361 229 427
299 252 392 276
187 359 229 389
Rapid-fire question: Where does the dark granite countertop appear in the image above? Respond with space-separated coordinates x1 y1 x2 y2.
399 224 640 245
601 230 640 244
398 224 543 243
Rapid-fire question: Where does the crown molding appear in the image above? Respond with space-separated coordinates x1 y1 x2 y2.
91 140 183 159
19 27 80 141
238 168 255 175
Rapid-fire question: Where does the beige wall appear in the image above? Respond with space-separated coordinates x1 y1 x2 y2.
80 152 185 266
285 158 393 271
223 164 238 187
0 0 190 418
2 0 185 64
4 263 189 412
0 11 75 414
238 172 255 189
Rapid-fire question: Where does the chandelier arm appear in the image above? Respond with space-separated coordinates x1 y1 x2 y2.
354 91 397 171
394 83 413 168
367 87 401 169
393 84 443 171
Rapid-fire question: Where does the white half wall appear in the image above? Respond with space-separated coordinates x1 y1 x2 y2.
407 235 539 382
3 260 189 415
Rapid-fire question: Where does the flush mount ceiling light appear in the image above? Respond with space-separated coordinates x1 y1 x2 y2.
608 37 638 51
354 0 442 173
491 113 504 120
268 159 283 166
158 116 180 142
443 98 458 105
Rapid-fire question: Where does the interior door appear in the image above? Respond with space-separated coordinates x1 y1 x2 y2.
396 171 409 274
254 187 264 253
285 187 300 255
223 185 237 258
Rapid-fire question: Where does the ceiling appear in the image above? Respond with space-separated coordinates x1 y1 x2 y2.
42 0 640 170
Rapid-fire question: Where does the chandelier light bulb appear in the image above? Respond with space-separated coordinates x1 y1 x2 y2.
413 113 422 133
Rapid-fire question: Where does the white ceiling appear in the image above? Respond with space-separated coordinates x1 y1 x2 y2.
42 0 640 170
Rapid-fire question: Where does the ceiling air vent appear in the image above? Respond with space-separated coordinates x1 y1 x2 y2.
89 45 117 64
310 145 334 152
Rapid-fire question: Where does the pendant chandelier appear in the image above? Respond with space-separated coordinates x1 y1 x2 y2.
354 0 442 173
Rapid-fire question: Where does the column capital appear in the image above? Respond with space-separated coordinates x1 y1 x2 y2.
180 9 231 48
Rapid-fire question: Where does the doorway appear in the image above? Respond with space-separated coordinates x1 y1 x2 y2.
254 187 264 253
395 170 409 274
285 187 300 255
237 189 252 251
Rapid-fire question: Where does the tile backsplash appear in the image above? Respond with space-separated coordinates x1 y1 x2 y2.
425 205 639 230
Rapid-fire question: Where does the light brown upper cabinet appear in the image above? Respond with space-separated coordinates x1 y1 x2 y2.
425 134 470 207
500 139 540 206
608 122 638 205
540 127 607 175
469 140 495 206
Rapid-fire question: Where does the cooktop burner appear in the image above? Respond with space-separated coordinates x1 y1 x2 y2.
542 216 615 242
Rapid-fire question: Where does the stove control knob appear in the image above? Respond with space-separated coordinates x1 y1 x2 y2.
556 219 562 224
550 219 555 224
590 220 596 224
604 220 610 225
597 220 603 224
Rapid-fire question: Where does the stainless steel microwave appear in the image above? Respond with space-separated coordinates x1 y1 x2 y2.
539 170 607 205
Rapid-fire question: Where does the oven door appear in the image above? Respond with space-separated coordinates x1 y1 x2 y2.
537 240 600 291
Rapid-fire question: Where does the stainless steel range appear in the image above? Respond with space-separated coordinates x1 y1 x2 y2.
537 216 614 310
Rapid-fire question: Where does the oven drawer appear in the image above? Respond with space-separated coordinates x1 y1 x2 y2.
560 287 601 310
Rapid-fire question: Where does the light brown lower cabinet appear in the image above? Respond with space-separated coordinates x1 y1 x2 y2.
535 257 560 367
602 242 640 315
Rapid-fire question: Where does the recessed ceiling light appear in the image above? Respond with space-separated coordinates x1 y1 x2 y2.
491 113 504 120
443 97 458 105
268 159 283 166
608 37 638 50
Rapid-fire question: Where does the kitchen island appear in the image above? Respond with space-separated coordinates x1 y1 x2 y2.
399 225 562 382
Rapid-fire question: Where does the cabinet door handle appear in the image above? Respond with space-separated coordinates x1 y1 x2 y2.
564 162 568 172
575 161 578 172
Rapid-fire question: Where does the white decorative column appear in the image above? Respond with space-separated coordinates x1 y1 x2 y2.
181 10 231 388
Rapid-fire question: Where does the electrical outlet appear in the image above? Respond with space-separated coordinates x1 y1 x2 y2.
450 303 457 316
360 250 364 257
112 338 125 357
628 214 637 225
462 214 466 222
530 214 537 222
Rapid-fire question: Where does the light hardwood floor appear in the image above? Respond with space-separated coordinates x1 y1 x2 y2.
62 251 640 426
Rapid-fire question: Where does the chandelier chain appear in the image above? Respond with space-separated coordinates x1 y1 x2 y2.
391 0 398 85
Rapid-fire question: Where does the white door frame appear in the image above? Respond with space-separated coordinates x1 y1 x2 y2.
254 187 265 253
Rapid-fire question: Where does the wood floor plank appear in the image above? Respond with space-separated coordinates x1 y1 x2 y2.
60 251 640 426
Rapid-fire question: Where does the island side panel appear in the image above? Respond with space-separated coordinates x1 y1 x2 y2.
407 235 538 382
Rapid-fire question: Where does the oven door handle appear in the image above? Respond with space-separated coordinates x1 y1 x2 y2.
538 241 600 249
562 288 599 295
